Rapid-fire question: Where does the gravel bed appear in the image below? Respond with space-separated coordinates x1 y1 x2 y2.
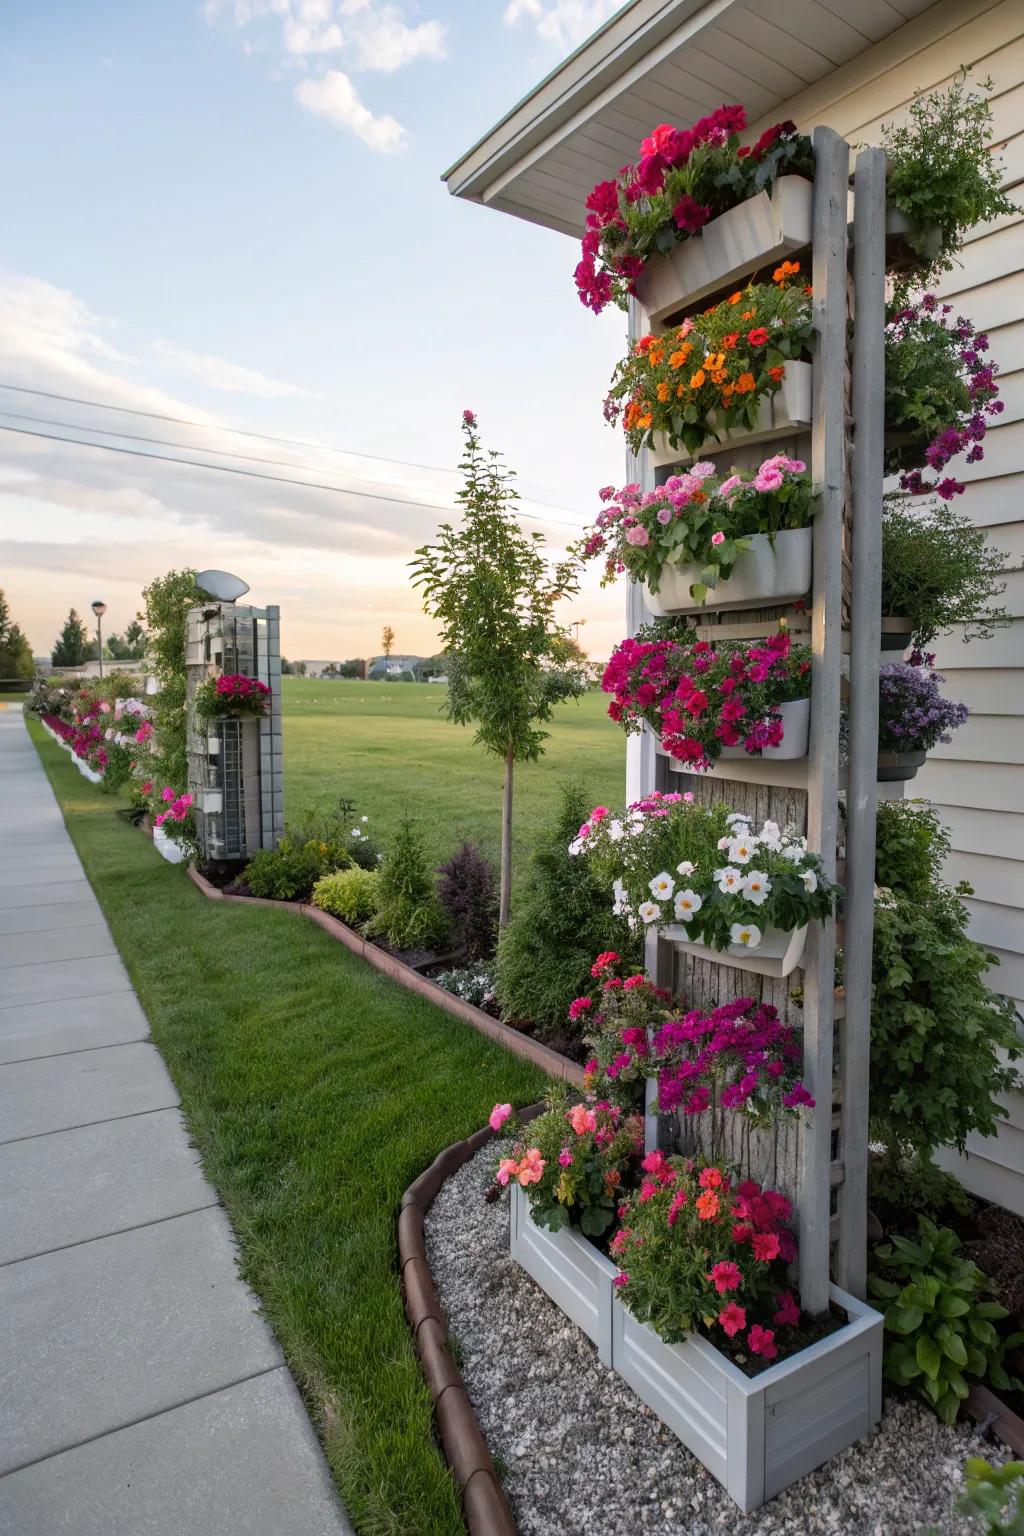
425 1146 1006 1536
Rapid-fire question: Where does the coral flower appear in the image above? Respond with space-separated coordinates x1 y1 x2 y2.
735 372 756 394
698 1166 724 1190
696 1191 720 1221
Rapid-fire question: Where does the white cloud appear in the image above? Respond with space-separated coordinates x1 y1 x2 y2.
295 69 405 151
345 4 445 72
503 0 623 53
152 340 309 398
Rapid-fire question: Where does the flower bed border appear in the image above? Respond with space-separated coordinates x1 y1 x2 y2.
184 865 584 1088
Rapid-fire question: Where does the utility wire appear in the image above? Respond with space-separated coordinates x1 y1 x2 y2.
0 421 586 530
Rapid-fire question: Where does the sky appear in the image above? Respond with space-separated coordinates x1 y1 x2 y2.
0 0 631 665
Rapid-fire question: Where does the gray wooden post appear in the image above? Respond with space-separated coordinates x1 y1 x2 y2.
836 147 886 1297
799 126 849 1318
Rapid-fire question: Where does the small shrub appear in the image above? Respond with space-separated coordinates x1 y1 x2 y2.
882 499 1009 649
310 867 379 926
437 842 498 960
867 1148 975 1238
868 1218 1023 1425
242 836 352 902
874 798 951 902
495 782 640 1042
367 817 447 952
432 965 495 1008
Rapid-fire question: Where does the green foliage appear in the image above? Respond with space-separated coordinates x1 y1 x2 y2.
883 305 973 473
51 607 90 668
882 498 1010 647
0 589 35 684
957 1457 1024 1534
495 783 640 1041
882 72 1018 282
242 806 356 901
868 1218 1023 1425
874 798 952 902
870 883 1021 1153
142 570 200 793
367 816 447 952
310 867 379 926
867 1147 975 1238
502 1092 643 1238
107 619 147 661
432 964 495 1008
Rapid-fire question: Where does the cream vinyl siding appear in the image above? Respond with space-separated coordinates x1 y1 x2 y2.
761 0 1024 1204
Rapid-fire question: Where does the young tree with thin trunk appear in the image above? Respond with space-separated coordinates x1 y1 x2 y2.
411 411 586 928
381 624 395 665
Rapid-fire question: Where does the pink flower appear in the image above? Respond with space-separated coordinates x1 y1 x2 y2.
774 1291 800 1328
489 1103 513 1132
496 1158 518 1187
625 525 649 547
709 1261 742 1294
568 1104 597 1136
160 786 175 802
748 1325 778 1360
710 531 725 546
154 812 167 827
558 1148 574 1167
568 996 593 1022
718 1302 747 1338
516 1149 546 1187
462 409 477 426
667 1188 688 1226
699 1166 724 1190
613 1273 629 1289
751 1232 781 1262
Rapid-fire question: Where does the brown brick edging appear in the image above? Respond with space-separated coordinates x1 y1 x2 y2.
399 1104 545 1536
185 864 584 1087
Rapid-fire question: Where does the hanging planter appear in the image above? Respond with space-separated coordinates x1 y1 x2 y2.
649 360 812 468
879 616 914 652
197 788 224 814
877 749 926 782
884 205 943 273
636 176 812 328
510 1186 882 1513
664 921 808 977
655 697 810 765
645 527 812 615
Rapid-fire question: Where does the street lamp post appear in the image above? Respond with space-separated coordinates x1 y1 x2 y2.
91 600 107 679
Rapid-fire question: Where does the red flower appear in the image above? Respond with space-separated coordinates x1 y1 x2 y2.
718 1302 747 1338
747 327 769 346
748 1324 778 1360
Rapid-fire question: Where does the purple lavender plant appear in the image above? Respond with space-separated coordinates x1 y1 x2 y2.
878 662 968 753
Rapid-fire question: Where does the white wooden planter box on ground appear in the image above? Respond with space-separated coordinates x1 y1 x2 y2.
648 362 811 470
153 826 187 865
510 1175 615 1365
643 527 812 616
636 177 813 329
511 1186 882 1513
661 922 808 978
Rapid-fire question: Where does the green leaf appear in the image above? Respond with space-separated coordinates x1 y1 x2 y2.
938 1293 970 1318
916 1334 942 1380
936 1326 968 1367
887 1304 925 1334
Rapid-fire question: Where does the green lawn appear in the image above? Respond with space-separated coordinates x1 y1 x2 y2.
27 717 548 1536
282 678 625 881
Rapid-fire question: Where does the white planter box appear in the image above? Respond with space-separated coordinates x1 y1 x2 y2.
636 177 812 328
644 527 812 616
512 1186 882 1513
662 922 808 978
648 361 811 470
152 826 186 865
510 1182 615 1366
198 788 223 813
720 696 809 760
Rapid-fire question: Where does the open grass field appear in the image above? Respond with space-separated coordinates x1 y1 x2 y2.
27 717 548 1535
282 676 626 884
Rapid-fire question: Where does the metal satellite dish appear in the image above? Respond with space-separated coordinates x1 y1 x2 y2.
196 569 250 602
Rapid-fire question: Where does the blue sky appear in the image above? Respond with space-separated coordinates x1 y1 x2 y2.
0 0 629 661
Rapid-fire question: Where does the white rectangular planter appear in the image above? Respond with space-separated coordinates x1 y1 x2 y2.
657 697 810 765
152 826 187 865
510 1182 615 1366
644 527 812 617
198 788 224 813
648 361 811 470
636 177 812 329
662 923 808 978
511 1186 882 1513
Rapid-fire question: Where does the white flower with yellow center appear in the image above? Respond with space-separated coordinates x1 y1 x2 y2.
673 889 702 922
728 833 758 864
742 871 772 906
730 922 762 949
649 871 675 900
638 900 662 924
715 866 743 894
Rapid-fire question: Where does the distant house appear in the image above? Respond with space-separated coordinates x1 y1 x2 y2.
366 654 425 682
302 659 366 679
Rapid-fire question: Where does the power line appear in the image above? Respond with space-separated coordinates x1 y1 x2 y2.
0 421 586 530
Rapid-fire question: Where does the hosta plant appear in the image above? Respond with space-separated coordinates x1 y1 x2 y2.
602 628 810 769
868 1218 1023 1425
575 792 838 956
575 106 813 314
490 1095 644 1238
612 1154 801 1364
580 455 812 605
606 268 813 459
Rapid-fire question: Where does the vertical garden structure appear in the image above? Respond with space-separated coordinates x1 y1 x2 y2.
185 579 284 865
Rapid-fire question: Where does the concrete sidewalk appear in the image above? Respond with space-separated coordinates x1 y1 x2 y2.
0 706 353 1536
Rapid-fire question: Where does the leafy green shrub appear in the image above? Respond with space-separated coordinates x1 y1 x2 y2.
437 842 498 960
868 1218 1022 1425
882 71 1017 281
868 1148 975 1239
366 817 447 952
874 798 951 902
495 782 640 1043
310 867 379 926
956 1457 1024 1533
242 835 352 902
882 499 1009 649
870 883 1021 1153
